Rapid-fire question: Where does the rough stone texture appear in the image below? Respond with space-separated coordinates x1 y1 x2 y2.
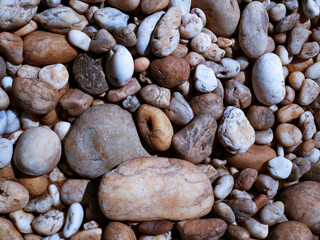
268 221 313 240
64 104 150 179
192 0 240 37
23 31 78 66
0 0 40 31
0 217 23 240
103 222 136 240
140 0 169 14
98 157 214 221
0 56 6 80
0 32 23 65
73 53 108 95
173 114 217 164
0 180 29 213
150 56 190 88
281 181 320 233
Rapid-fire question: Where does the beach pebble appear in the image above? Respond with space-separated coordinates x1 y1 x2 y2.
9 210 34 234
247 105 275 131
64 104 149 178
255 129 274 145
108 0 140 11
226 225 250 240
214 202 235 224
151 7 182 57
302 0 320 19
277 103 304 123
106 78 141 103
17 65 40 79
194 64 217 93
0 32 23 65
298 41 320 59
98 157 214 221
234 168 258 191
0 217 23 240
0 180 29 213
243 218 268 239
287 27 310 56
63 203 84 238
306 62 320 79
104 222 136 240
5 109 20 134
218 106 255 154
299 79 320 105
140 85 170 108
106 45 134 87
170 0 191 15
18 174 48 197
32 210 64 236
267 157 293 179
94 7 129 32
214 174 234 200
70 228 102 240
113 27 137 47
259 201 287 226
255 174 279 198
140 0 169 14
48 184 60 207
227 199 257 221
180 13 203 39
0 0 40 31
138 220 173 236
268 221 313 240
90 29 116 53
252 53 285 106
24 193 53 213
268 3 286 22
68 30 91 51
13 20 38 37
13 126 61 176
225 80 252 109
275 123 302 147
61 179 96 205
39 64 69 91
0 111 7 135
33 6 88 34
299 111 317 140
0 138 13 168
191 33 212 53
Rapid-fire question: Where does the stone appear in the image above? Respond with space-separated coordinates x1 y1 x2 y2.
151 7 182 57
252 53 285 106
224 80 252 109
269 221 313 240
180 13 203 39
0 56 5 80
106 78 141 103
64 104 149 178
226 225 250 240
71 229 102 240
298 42 320 60
276 13 300 33
140 0 169 14
0 0 40 31
61 179 97 205
14 126 61 176
0 32 23 65
247 105 275 131
13 20 38 37
173 114 217 164
90 29 116 53
32 210 64 236
218 106 255 154
108 0 140 11
227 144 277 171
39 64 69 91
194 64 217 93
302 0 320 19
12 77 59 115
0 180 29 213
17 65 40 79
214 202 235 224
0 217 23 240
281 181 320 233
255 174 279 198
234 168 258 191
0 110 7 136
305 62 320 79
214 174 234 200
98 157 214 221
0 138 13 168
113 27 137 47
275 123 302 147
239 1 269 59
0 87 9 110
24 193 53 213
192 0 240 37
18 174 48 196
267 157 293 179
287 27 310 56
68 30 91 51
94 7 129 32
104 222 136 240
138 221 173 235
23 31 78 66
140 84 170 108
73 53 108 95
150 56 190 88
299 79 320 105
33 6 88 34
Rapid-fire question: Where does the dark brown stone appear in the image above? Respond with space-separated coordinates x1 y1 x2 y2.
246 105 275 131
173 114 217 164
234 168 258 191
72 53 108 96
0 56 6 80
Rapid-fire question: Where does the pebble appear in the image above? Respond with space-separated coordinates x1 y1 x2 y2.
173 114 217 164
226 225 250 240
287 27 310 56
252 53 285 106
214 202 235 224
106 45 134 87
210 58 240 79
225 80 252 109
13 126 61 176
214 174 234 200
259 201 287 226
48 184 60 207
24 193 53 213
0 217 23 240
255 129 274 145
276 12 300 33
71 228 102 240
68 30 91 51
277 103 304 123
9 210 34 234
134 57 150 72
140 0 169 14
108 0 140 11
106 78 141 103
17 64 40 78
0 180 29 213
94 7 129 32
180 13 203 39
63 203 84 238
13 20 38 37
46 0 61 8
267 156 293 179
5 109 20 134
302 0 320 19
0 0 40 31
140 85 170 108
0 32 23 65
90 29 116 53
227 198 257 221
191 32 212 53
194 64 217 93
305 61 320 79
281 181 320 233
0 110 7 135
98 157 214 221
33 6 88 34
151 7 182 57
113 27 137 47
32 210 64 236
0 56 5 80
104 222 136 240
275 123 302 147
23 31 78 66
1 76 13 93
18 174 48 196
64 104 149 178
299 79 320 105
138 220 173 235
298 41 320 59
39 64 69 91
0 138 13 168
268 221 313 240
243 218 268 239
234 168 258 191
300 111 317 140
61 179 96 205
150 56 190 88
239 1 269 59
0 87 10 110
247 105 275 131
218 106 255 154
255 174 279 198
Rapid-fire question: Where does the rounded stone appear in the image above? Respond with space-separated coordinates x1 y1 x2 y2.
64 104 149 179
13 126 61 176
267 157 293 179
0 138 13 168
275 123 302 147
269 221 313 240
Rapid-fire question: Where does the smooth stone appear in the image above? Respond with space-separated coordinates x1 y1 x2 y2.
33 6 88 34
39 64 69 91
23 31 78 66
98 157 214 221
269 221 313 240
90 29 116 53
0 217 23 240
107 0 140 11
173 114 217 164
267 157 293 179
140 0 169 14
0 0 40 31
0 32 23 65
0 110 7 135
68 29 91 51
305 61 320 79
0 138 13 168
73 53 108 95
94 7 129 32
0 56 6 80
252 53 285 106
4 109 20 134
64 104 150 179
0 87 10 110
281 181 320 234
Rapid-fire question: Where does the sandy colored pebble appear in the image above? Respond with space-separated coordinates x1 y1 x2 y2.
277 103 304 123
104 222 137 240
134 57 150 72
32 210 64 236
0 217 23 240
18 174 48 196
275 123 302 147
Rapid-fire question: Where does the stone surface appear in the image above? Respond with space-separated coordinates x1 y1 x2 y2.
64 104 149 179
0 32 23 65
140 0 169 14
268 221 313 240
0 0 40 31
90 29 116 53
98 157 214 221
23 31 78 66
0 217 23 240
94 7 129 32
39 64 69 91
173 114 217 164
73 53 108 95
281 181 320 233
104 222 136 240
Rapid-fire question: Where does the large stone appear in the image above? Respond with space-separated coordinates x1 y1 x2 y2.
0 217 23 240
64 104 150 179
98 157 214 221
72 53 108 95
0 0 40 31
280 181 320 233
23 31 78 66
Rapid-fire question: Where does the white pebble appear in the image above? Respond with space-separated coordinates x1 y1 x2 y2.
0 138 13 168
24 193 53 214
304 148 320 163
302 0 320 19
53 121 71 142
9 210 34 234
49 184 61 207
42 233 65 240
49 167 67 183
169 0 191 15
94 7 129 32
0 110 7 135
68 30 91 51
194 64 217 93
267 157 293 179
39 64 69 90
45 0 61 8
8 130 23 145
20 111 39 129
63 203 84 238
243 218 268 239
32 210 64 236
1 76 13 93
5 109 20 134
214 174 234 199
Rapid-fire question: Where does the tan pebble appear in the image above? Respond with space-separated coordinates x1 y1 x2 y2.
24 234 42 240
183 51 206 68
234 168 258 191
247 105 275 131
134 57 150 72
18 174 48 197
104 222 137 240
171 44 189 58
288 71 305 90
0 32 23 65
32 210 64 236
113 27 137 47
140 84 171 108
0 217 23 240
140 0 169 14
280 85 295 105
16 65 40 79
275 123 302 147
277 103 304 123
13 20 38 37
299 78 320 105
298 41 320 59
0 163 15 180
70 228 102 240
39 64 69 90
287 58 314 73
255 174 279 198
202 43 225 62
106 78 141 103
69 0 89 14
138 220 173 235
0 87 10 110
39 107 60 125
298 139 315 157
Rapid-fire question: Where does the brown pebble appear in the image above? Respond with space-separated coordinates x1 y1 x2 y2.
138 220 173 235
